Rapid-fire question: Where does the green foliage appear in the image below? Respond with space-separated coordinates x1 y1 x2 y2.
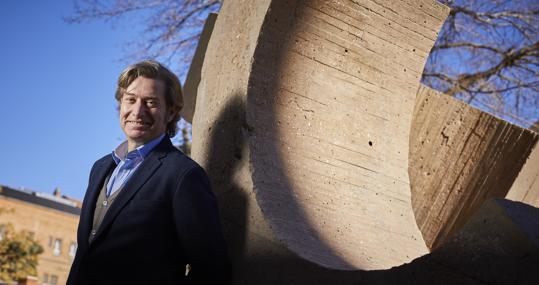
0 209 44 282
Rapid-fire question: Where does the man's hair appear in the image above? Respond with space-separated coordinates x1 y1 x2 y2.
115 60 183 137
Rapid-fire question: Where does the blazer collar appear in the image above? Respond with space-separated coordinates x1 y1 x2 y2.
88 136 174 246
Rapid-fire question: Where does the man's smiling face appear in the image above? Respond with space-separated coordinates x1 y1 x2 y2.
120 76 169 151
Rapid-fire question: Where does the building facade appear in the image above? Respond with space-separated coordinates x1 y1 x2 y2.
0 186 81 285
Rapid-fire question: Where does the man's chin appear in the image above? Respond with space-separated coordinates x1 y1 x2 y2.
126 131 165 144
126 131 150 141
125 126 150 134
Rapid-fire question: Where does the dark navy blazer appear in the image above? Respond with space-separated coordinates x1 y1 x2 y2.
67 137 230 284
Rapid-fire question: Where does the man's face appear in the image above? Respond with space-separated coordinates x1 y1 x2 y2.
120 76 169 150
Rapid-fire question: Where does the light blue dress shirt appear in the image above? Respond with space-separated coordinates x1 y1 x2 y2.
106 134 166 197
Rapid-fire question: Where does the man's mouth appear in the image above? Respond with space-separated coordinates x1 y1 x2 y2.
126 120 151 126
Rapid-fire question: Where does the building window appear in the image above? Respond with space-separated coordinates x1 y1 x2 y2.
53 239 62 256
43 273 49 284
69 242 77 257
48 236 53 247
50 275 58 285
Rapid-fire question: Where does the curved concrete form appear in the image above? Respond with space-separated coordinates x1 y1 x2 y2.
192 0 448 272
409 85 539 250
181 13 218 123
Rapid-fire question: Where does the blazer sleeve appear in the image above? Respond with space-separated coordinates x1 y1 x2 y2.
172 166 231 284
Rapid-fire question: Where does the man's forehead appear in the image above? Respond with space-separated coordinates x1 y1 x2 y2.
124 76 165 95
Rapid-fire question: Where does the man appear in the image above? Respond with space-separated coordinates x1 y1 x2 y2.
67 60 230 284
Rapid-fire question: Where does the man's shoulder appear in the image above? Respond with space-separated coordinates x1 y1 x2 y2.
93 153 113 166
157 148 210 187
163 148 201 170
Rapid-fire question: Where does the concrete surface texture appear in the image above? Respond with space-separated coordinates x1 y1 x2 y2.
422 198 539 284
409 85 539 250
181 13 218 123
506 142 539 208
192 0 449 271
507 120 539 208
360 198 539 285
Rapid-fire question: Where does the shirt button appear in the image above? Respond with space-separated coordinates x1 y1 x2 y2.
91 230 96 235
103 200 108 206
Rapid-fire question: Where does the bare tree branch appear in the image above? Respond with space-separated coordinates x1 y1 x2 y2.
65 0 222 76
65 0 538 127
423 0 539 127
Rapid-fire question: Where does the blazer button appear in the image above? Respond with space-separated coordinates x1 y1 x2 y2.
103 200 108 206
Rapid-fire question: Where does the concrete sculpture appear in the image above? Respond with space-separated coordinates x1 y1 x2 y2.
179 0 538 283
191 0 448 271
506 140 539 208
409 85 539 249
180 13 217 123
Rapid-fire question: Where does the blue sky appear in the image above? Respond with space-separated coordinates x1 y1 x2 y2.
0 0 168 200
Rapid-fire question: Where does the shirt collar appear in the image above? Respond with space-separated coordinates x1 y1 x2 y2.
112 134 166 164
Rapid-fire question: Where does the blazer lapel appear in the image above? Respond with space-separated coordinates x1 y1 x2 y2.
78 157 115 252
90 138 172 245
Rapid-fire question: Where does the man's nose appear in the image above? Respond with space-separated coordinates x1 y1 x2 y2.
131 99 147 116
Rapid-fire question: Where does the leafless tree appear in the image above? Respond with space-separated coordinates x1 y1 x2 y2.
423 0 539 127
67 0 538 127
65 0 222 77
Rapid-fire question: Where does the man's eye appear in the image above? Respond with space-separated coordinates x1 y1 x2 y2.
147 100 156 107
123 97 136 104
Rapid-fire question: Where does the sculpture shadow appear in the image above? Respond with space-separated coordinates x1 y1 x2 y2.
204 92 355 282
